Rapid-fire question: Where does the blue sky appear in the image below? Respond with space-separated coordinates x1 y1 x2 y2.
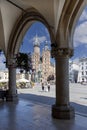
1 7 87 69
20 22 51 54
72 6 87 60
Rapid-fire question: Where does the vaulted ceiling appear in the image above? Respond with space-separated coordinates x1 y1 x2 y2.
0 0 86 56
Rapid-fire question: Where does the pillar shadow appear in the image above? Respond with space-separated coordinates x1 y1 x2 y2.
18 93 55 105
18 93 87 116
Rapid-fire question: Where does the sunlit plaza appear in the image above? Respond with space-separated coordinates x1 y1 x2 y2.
18 83 87 113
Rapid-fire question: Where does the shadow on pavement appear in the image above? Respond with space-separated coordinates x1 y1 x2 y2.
18 93 55 105
18 93 87 116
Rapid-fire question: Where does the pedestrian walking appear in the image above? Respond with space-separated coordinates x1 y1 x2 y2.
42 82 44 91
47 82 50 92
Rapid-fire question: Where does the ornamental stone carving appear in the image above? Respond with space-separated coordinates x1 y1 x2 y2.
7 57 17 68
51 46 73 58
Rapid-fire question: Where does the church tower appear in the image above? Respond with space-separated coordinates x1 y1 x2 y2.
32 35 40 73
33 35 40 54
42 41 50 82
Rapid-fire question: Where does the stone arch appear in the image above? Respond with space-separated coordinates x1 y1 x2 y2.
7 7 55 59
51 0 87 119
69 1 87 49
56 0 86 50
0 10 5 54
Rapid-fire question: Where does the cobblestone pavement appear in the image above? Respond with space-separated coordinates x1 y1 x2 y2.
18 83 87 116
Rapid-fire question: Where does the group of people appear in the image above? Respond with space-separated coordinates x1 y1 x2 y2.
41 82 50 92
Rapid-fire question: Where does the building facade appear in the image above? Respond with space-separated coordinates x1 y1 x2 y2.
69 58 87 83
32 36 55 83
42 42 51 82
69 61 79 83
0 70 31 82
0 70 8 81
78 58 87 83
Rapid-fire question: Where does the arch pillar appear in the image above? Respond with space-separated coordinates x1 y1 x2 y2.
6 58 18 101
51 47 75 119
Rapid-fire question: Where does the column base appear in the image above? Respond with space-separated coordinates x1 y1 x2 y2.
6 94 18 102
52 104 75 119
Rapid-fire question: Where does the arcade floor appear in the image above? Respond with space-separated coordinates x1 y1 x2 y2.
0 98 87 130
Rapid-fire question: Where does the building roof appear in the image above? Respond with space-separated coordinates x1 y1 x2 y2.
79 57 87 62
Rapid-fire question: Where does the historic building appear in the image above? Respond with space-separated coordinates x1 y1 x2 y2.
0 70 8 81
77 57 87 83
32 36 55 83
0 70 31 82
69 58 87 83
69 60 79 83
32 35 40 73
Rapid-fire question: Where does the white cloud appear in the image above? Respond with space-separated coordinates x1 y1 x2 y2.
79 9 87 22
73 8 87 47
36 36 46 43
74 21 87 47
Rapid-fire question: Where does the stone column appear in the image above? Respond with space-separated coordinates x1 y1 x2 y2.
6 59 18 101
51 47 75 119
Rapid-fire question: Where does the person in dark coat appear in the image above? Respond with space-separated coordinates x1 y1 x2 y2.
42 82 44 91
47 82 50 92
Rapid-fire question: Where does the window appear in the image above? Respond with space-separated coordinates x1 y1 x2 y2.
82 67 83 70
82 72 84 75
86 71 87 75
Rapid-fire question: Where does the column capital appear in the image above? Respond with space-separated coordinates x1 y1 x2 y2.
7 58 17 68
51 47 73 58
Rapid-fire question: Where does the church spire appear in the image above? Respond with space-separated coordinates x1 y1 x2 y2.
33 34 40 47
